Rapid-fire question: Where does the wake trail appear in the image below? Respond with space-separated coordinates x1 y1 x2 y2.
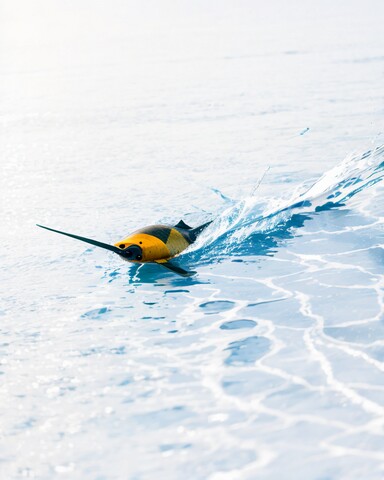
183 145 384 263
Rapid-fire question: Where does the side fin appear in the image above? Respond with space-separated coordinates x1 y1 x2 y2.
154 260 196 277
174 219 192 230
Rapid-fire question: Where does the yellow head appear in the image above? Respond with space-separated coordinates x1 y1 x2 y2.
114 232 171 262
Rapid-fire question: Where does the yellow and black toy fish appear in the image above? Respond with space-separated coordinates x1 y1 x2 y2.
36 220 211 276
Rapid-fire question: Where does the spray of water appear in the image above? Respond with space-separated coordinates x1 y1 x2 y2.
183 145 384 264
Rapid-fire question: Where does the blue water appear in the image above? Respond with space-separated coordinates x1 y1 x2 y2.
1 1 384 479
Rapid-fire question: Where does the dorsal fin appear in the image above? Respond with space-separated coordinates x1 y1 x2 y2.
174 219 192 230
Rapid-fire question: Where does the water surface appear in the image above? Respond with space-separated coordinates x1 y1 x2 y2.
1 1 384 479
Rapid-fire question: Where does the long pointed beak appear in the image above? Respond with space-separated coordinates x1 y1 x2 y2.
36 224 123 255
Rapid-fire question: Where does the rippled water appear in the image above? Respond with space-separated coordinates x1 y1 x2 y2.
1 1 384 479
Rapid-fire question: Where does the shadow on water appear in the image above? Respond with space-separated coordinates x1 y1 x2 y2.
127 263 210 286
103 261 211 286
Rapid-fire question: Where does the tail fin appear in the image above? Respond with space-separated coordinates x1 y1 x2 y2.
189 221 212 241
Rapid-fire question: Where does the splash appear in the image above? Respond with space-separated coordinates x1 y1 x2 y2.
184 145 384 264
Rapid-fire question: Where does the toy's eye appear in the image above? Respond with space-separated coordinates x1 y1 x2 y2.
136 255 142 260
139 242 142 244
119 244 125 249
